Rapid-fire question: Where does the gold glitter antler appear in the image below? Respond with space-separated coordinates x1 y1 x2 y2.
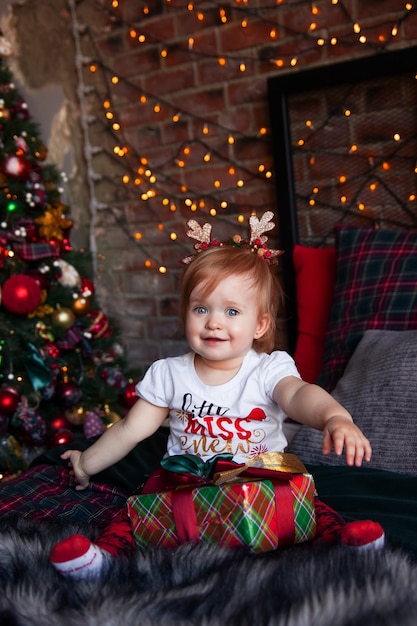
182 212 283 266
182 219 213 264
249 211 275 245
186 219 212 245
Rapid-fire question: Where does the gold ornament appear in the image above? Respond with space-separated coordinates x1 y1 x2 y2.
51 306 75 330
103 404 122 428
65 406 86 425
72 295 91 316
35 202 73 242
0 107 10 122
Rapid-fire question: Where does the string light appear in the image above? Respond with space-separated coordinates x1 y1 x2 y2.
66 0 416 273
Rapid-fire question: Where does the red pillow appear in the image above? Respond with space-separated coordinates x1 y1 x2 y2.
293 245 336 383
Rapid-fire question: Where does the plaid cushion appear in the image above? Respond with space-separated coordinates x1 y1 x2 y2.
316 227 417 391
0 464 128 525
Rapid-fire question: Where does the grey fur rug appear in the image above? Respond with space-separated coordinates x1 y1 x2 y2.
0 517 416 626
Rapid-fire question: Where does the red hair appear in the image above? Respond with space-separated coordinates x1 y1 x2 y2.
179 246 284 353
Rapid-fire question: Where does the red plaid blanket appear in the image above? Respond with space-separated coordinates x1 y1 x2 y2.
0 464 128 525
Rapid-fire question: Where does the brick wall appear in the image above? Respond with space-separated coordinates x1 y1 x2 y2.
62 1 417 370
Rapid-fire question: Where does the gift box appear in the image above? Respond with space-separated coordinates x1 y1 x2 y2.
127 463 316 553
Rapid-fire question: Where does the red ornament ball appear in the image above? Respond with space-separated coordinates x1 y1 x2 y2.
122 382 137 408
3 154 32 180
49 428 75 448
56 379 83 408
2 274 41 314
0 386 19 415
50 415 72 433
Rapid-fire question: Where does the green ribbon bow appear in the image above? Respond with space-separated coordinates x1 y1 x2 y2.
24 343 53 391
161 453 234 479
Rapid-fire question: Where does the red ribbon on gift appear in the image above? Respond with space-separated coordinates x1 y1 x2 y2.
165 462 298 548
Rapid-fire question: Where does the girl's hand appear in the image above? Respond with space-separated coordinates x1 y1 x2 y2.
60 449 90 490
322 416 372 467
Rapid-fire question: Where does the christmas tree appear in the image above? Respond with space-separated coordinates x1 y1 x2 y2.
0 51 137 479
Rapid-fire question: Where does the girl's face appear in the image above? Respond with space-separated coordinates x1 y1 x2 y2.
185 274 270 370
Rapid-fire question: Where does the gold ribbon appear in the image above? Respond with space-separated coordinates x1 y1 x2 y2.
213 452 308 486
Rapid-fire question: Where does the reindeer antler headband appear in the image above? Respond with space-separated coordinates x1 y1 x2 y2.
182 211 283 266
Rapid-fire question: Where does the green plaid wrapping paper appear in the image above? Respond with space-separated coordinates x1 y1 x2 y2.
127 473 316 552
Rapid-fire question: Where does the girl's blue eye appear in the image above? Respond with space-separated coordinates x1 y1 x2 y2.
226 308 239 317
195 306 207 314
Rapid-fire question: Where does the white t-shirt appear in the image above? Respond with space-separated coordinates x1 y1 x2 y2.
136 349 300 463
